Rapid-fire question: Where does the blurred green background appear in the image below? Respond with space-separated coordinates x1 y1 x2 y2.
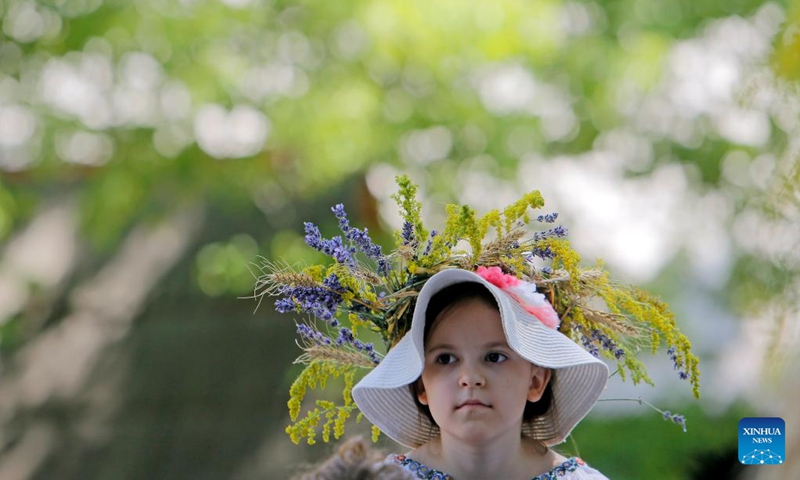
1 0 799 478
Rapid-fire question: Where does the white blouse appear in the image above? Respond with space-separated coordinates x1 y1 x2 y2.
387 454 610 479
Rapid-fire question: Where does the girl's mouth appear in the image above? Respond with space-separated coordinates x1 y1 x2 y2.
457 400 490 409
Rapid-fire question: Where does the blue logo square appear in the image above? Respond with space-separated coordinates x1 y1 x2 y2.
739 417 785 465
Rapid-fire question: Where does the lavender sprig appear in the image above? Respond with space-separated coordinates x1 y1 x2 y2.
297 324 332 346
662 410 687 432
331 204 390 276
304 222 355 267
576 325 626 360
530 245 555 260
533 225 568 242
275 273 347 326
422 230 437 257
401 221 416 247
537 213 559 223
579 332 600 358
332 204 352 234
336 327 381 365
597 396 688 432
667 346 690 381
529 225 568 260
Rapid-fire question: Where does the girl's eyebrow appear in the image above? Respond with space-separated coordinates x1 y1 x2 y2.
425 343 455 354
425 341 510 353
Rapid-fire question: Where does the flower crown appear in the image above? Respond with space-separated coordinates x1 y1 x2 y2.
255 175 700 445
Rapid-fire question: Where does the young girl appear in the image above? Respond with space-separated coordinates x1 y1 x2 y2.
266 177 699 476
352 268 610 479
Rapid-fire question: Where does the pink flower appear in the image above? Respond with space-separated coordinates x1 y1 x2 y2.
476 266 520 289
476 266 560 329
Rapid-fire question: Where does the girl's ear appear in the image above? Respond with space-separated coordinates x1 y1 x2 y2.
417 386 428 406
527 366 552 403
414 378 428 405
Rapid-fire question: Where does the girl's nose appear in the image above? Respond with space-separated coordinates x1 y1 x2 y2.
458 364 485 388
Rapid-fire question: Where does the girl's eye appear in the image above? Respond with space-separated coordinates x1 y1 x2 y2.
436 354 457 365
486 352 508 363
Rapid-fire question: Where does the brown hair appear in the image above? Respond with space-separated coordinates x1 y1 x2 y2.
409 282 554 427
294 436 413 480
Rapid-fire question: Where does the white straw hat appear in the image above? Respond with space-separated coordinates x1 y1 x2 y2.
352 268 609 448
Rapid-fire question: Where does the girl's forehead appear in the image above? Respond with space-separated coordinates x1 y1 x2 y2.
427 298 506 342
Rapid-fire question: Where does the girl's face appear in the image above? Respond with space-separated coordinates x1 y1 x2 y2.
417 298 551 445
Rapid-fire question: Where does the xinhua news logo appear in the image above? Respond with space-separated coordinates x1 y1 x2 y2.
739 417 785 465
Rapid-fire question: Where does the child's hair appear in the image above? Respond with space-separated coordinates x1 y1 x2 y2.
293 436 413 480
409 282 555 428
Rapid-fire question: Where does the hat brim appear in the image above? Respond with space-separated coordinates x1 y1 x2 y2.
352 269 608 448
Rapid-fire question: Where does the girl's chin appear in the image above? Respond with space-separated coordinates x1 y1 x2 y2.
440 424 512 445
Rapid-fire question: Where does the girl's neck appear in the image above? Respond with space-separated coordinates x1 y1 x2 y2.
411 434 566 480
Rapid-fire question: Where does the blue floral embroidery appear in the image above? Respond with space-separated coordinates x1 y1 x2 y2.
533 457 585 479
390 455 451 480
389 455 586 480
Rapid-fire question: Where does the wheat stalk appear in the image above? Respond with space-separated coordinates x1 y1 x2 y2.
295 345 378 368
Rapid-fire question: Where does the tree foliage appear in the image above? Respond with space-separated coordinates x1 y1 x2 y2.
1 0 799 478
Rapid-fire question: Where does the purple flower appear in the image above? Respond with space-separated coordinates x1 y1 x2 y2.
331 236 355 265
276 298 297 313
533 226 568 242
331 204 390 276
322 272 345 292
297 324 332 345
275 273 347 325
530 245 555 260
336 327 381 364
662 410 687 432
530 225 567 259
337 327 355 345
423 230 437 256
304 222 355 266
401 221 416 247
332 204 350 233
349 227 380 256
536 213 559 223
303 222 325 250
579 332 600 358
667 346 690 382
672 414 687 432
578 327 624 359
